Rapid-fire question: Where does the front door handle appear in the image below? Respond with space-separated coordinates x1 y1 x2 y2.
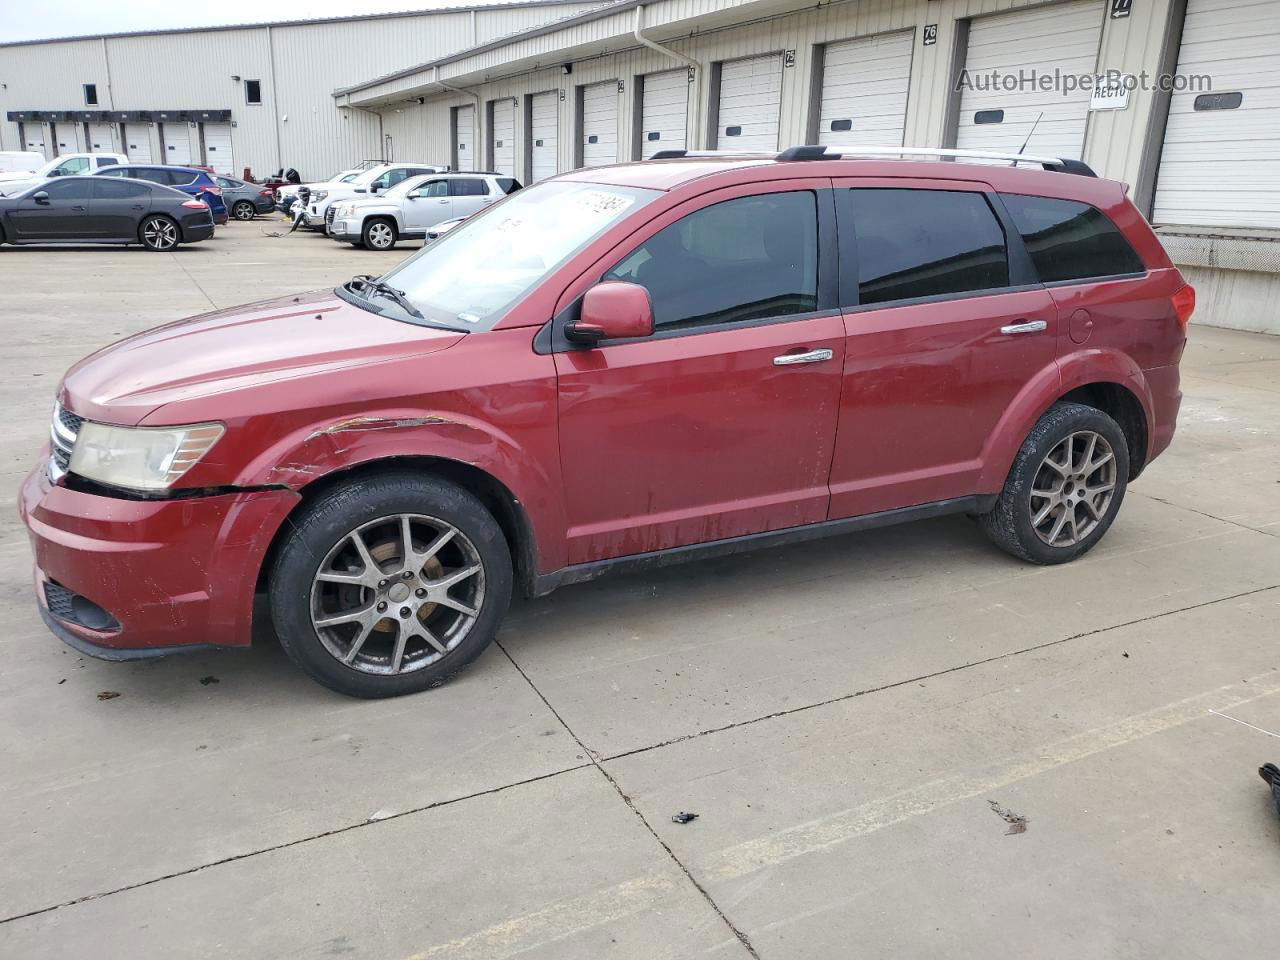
1000 320 1047 336
773 348 834 366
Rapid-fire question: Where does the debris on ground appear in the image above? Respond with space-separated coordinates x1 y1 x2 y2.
988 800 1028 835
1261 764 1280 818
96 691 121 701
671 811 699 824
199 675 220 686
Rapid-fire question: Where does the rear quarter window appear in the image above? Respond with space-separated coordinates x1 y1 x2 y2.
1000 194 1145 283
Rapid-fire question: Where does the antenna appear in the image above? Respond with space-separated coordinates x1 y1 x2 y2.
1016 112 1045 161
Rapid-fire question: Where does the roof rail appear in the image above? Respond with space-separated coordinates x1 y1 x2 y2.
648 145 1097 176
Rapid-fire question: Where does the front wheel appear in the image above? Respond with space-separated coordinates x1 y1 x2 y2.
980 402 1129 564
232 200 256 221
269 472 512 698
362 217 397 251
139 215 180 251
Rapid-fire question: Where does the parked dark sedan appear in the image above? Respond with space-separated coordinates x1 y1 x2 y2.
216 176 275 220
0 177 215 250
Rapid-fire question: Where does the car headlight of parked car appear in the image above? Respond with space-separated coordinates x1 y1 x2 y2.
314 190 329 202
69 421 225 491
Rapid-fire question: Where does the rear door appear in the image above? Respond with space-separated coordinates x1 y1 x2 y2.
448 176 492 218
553 180 844 564
89 177 151 238
828 179 1058 517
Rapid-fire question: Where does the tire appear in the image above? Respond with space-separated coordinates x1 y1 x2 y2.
269 471 512 698
232 200 256 221
979 402 1129 564
362 217 397 251
139 215 180 251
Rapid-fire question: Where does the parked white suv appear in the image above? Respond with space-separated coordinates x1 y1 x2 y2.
303 162 447 230
0 152 127 197
327 172 521 249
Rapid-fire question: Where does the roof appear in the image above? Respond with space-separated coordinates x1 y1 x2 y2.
0 0 580 48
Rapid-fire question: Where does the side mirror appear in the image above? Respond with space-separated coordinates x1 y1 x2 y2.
32 190 50 204
369 183 381 194
47 169 63 177
565 281 655 346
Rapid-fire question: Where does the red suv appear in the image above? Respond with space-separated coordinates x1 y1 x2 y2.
20 146 1193 698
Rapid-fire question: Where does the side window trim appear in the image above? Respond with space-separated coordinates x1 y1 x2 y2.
565 186 838 347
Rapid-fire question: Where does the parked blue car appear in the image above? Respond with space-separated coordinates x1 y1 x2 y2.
93 164 228 224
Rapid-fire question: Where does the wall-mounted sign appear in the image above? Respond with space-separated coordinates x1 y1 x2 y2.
1089 74 1132 111
784 50 796 67
1111 0 1132 18
923 24 938 45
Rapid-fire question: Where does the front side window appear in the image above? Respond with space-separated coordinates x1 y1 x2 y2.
1000 194 1145 283
848 189 1009 306
55 156 91 176
372 179 660 330
449 178 488 197
38 178 93 200
415 180 448 198
605 191 819 331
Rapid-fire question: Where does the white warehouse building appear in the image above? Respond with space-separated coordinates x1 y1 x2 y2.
2 0 1279 334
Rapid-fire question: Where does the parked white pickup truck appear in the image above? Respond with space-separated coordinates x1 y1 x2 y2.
303 162 448 230
327 172 521 249
0 152 127 197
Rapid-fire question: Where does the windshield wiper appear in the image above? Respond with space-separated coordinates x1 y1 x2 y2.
348 274 424 320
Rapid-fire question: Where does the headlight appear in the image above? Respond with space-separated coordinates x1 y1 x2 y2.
69 421 225 491
315 190 329 202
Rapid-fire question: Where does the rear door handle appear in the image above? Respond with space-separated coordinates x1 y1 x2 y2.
773 348 834 366
1000 320 1047 336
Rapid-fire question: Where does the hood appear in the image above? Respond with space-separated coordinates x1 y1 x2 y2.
61 288 465 425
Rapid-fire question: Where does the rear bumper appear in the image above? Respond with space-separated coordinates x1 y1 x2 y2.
181 216 215 242
20 464 298 656
1144 363 1182 465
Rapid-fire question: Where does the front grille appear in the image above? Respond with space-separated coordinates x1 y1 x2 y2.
49 402 83 483
325 206 336 228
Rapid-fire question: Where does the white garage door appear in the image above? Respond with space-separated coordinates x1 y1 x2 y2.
21 122 49 159
51 123 75 156
85 122 116 152
202 122 234 174
529 91 559 181
955 1 1104 161
490 99 517 178
640 69 689 158
124 124 153 163
716 54 783 151
454 105 475 171
162 123 192 165
817 31 913 149
1153 0 1280 229
580 81 618 167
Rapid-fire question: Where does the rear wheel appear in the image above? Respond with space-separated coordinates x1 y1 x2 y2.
139 215 179 251
269 472 512 698
362 217 397 251
980 402 1129 564
232 200 256 221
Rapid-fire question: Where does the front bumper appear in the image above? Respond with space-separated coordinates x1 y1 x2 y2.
20 464 298 658
328 217 360 240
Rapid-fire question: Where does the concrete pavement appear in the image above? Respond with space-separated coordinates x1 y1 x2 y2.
1 221 1278 958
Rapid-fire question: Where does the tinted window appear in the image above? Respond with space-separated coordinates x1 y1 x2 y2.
97 167 128 177
133 169 173 185
95 178 149 199
496 177 521 194
40 179 93 200
848 189 1009 306
84 83 98 105
605 191 819 331
449 178 488 197
245 79 262 104
216 177 237 189
95 156 118 168
166 170 197 186
1000 194 1145 282
55 156 91 176
416 180 448 198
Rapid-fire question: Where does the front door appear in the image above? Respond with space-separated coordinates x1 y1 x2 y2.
9 178 95 240
553 182 844 564
404 179 452 231
827 179 1059 518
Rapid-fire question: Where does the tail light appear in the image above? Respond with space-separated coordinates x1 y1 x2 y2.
1172 284 1196 332
260 188 273 197
203 186 222 196
181 199 207 209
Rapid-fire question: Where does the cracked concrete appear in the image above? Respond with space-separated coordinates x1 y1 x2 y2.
2 225 1279 958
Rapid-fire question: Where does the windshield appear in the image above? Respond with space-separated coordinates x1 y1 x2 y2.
338 172 359 183
370 180 660 331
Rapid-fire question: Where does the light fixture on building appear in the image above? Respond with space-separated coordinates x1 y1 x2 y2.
562 63 572 75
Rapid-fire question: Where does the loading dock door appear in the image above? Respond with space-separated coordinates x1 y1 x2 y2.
490 99 517 178
162 123 192 165
640 69 689 158
202 122 234 174
21 122 49 159
124 124 153 163
454 105 475 171
580 81 618 167
817 31 913 149
1153 0 1280 229
715 54 783 151
86 122 116 152
529 91 559 181
955 0 1104 160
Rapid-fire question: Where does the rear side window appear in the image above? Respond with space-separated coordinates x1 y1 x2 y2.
496 177 521 194
1000 194 1145 283
134 169 172 186
94 156 118 168
847 189 1009 306
605 191 819 331
449 178 488 197
95 179 149 199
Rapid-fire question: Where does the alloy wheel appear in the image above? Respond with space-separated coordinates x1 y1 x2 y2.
142 217 178 250
234 201 255 220
1029 430 1117 547
310 514 485 675
368 222 394 249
